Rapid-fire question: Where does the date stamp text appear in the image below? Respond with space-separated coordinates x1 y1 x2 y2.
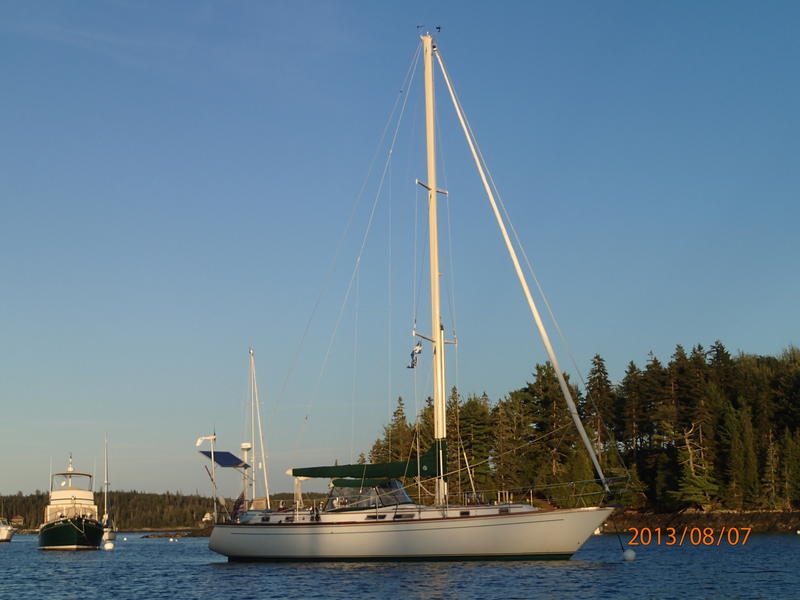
627 527 751 546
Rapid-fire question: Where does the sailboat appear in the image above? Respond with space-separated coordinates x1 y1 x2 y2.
101 435 116 550
39 456 103 551
198 348 271 522
209 34 615 561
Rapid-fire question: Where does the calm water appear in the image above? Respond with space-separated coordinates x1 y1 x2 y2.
0 533 796 599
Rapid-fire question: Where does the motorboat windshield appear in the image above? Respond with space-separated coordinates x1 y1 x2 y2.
51 471 93 492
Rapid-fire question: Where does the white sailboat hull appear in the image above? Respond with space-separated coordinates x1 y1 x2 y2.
209 506 613 561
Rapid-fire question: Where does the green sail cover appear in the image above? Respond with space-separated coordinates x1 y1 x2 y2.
292 441 446 480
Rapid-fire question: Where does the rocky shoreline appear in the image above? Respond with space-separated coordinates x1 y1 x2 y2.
603 510 800 535
140 526 213 538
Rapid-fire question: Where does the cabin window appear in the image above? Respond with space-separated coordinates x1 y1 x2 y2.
365 514 387 520
460 511 470 517
393 513 414 519
498 507 510 514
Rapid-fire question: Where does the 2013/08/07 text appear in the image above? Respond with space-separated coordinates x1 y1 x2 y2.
627 527 751 546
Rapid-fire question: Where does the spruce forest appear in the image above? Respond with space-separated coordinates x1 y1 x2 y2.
368 342 800 512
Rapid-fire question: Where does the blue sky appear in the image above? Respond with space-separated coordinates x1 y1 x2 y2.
1 1 797 496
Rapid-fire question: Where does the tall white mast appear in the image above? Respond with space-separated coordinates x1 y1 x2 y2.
249 348 271 509
422 34 448 506
248 348 256 505
103 433 109 524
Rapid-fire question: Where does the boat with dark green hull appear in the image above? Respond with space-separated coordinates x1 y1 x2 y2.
39 517 103 550
38 457 103 551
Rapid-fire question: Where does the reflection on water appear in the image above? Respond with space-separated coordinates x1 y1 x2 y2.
0 533 793 599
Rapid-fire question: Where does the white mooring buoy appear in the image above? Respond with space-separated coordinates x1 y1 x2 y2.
623 549 637 562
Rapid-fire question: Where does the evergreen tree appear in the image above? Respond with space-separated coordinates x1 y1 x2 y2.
643 353 674 449
669 345 701 433
780 429 800 508
774 346 800 432
688 344 711 423
640 353 677 506
738 405 759 507
585 354 616 469
736 354 775 461
709 340 737 405
619 361 644 456
718 399 744 509
759 431 780 509
417 396 435 451
446 387 462 495
527 364 580 479
491 394 537 495
670 423 718 510
560 447 598 508
457 393 493 494
653 450 678 511
369 396 414 463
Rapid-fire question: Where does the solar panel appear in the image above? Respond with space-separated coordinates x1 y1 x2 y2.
198 450 250 468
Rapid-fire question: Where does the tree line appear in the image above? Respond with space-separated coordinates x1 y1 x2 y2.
1 490 332 530
0 490 212 530
368 342 800 512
